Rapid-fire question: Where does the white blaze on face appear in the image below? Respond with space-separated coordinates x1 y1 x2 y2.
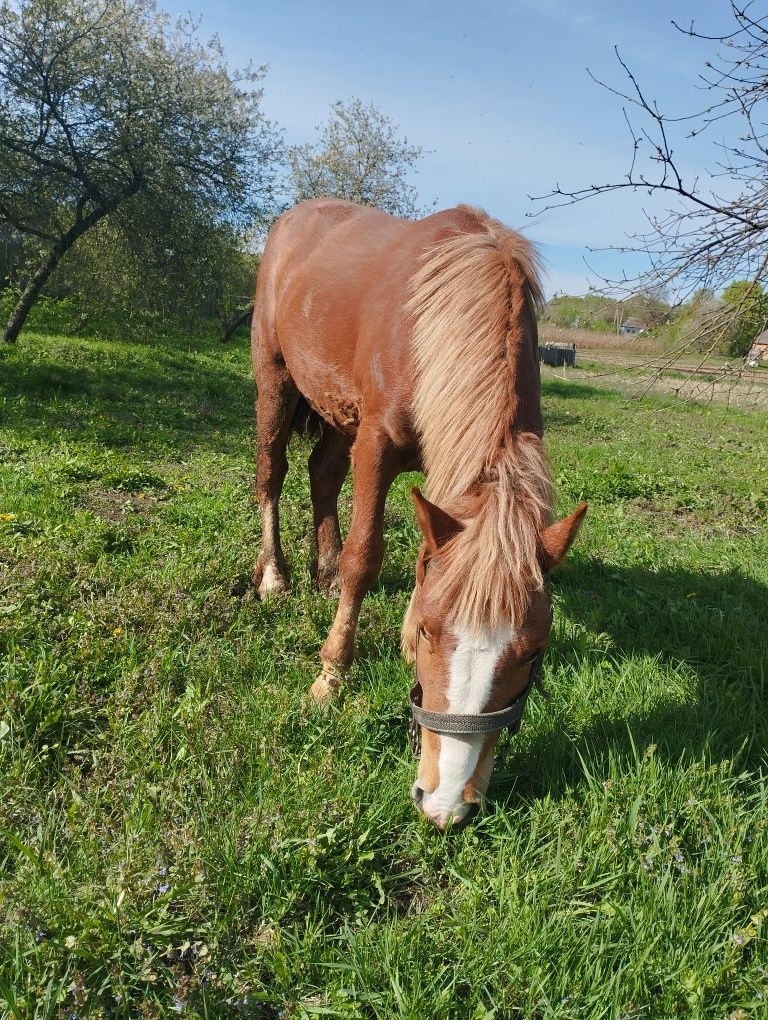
420 624 516 826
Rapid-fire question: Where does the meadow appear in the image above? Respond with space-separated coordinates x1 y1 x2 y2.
1 328 767 1019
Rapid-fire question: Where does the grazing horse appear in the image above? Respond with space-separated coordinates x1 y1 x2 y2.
252 199 587 828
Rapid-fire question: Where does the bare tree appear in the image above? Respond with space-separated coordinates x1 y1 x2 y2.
534 1 768 367
0 0 279 344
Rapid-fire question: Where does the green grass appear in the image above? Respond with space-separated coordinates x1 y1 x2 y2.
1 330 768 1019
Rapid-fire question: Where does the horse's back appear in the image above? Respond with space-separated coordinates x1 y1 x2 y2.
252 199 528 446
254 201 448 442
257 199 488 336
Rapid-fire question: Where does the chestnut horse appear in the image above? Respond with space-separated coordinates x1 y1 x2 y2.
252 199 586 828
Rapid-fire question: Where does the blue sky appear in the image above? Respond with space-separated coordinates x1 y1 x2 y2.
163 0 730 296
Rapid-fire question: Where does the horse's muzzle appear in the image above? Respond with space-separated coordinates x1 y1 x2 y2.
411 782 478 830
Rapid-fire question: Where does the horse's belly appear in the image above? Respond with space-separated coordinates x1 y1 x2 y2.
306 386 361 436
284 344 362 436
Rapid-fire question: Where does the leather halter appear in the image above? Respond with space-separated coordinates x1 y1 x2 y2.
408 609 552 759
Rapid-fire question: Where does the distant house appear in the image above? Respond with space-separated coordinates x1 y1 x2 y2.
619 317 645 336
746 329 768 366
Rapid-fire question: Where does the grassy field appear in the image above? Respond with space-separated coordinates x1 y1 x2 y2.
1 328 768 1019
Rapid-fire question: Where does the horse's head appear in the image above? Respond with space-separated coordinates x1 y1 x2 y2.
404 487 587 829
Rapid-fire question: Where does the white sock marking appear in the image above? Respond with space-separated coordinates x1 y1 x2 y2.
259 561 285 594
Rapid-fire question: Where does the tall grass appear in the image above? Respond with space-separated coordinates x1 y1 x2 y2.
1 329 767 1018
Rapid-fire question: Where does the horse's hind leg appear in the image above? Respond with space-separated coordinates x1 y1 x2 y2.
309 427 351 592
252 356 299 597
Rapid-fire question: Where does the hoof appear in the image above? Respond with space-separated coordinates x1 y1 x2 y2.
253 561 288 598
310 666 344 705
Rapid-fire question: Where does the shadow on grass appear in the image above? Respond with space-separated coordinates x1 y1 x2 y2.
0 333 255 458
348 555 767 821
488 557 768 807
303 526 768 797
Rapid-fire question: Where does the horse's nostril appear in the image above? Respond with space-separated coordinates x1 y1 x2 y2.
411 782 425 806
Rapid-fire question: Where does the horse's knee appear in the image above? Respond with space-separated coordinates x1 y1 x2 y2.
339 537 384 595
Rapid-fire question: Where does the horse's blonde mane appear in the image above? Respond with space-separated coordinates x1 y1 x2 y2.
407 207 553 632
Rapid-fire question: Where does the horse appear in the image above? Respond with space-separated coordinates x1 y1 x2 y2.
251 198 587 829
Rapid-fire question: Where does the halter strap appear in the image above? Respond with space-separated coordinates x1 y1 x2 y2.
408 605 552 758
409 677 534 735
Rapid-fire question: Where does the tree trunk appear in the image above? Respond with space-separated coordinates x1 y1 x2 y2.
2 180 142 344
219 303 254 343
2 244 66 344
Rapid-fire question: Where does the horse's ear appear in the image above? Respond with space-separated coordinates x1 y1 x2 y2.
540 502 588 572
411 487 464 553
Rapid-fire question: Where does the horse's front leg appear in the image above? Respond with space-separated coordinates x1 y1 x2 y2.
310 424 398 703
